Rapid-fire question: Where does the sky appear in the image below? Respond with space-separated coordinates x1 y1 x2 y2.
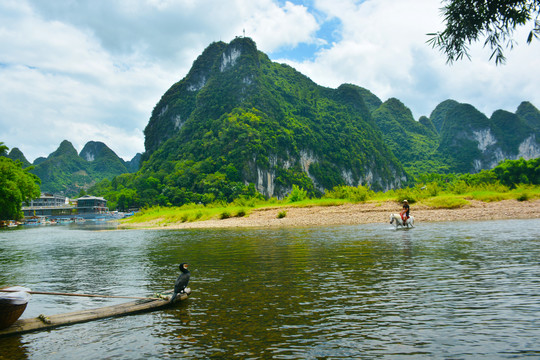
1 0 539 162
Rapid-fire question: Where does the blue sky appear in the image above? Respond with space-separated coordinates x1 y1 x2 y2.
1 0 539 162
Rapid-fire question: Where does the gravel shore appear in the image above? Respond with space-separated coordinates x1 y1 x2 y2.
121 198 540 230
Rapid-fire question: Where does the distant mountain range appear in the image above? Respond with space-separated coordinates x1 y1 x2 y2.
140 37 540 199
6 140 140 196
373 98 540 176
4 37 540 200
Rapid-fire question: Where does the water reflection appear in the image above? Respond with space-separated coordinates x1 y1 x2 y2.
1 219 539 359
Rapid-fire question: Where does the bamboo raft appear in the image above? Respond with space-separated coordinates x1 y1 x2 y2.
0 288 191 337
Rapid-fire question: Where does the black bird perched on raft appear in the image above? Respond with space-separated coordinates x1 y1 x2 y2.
170 263 190 302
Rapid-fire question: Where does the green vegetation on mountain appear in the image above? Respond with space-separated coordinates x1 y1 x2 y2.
491 110 533 154
6 147 31 168
431 100 540 173
26 140 139 196
428 0 540 64
6 39 539 211
80 141 130 176
437 103 491 172
85 38 539 211
132 37 407 208
0 143 41 220
371 98 445 177
516 101 540 131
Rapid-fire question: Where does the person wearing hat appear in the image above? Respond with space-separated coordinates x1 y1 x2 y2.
400 200 410 223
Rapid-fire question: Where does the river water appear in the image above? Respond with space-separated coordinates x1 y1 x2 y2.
1 219 539 359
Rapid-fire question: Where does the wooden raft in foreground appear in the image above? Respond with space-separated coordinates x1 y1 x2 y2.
0 288 191 337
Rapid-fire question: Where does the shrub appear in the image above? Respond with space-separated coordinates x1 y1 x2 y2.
395 188 417 204
277 210 287 219
287 185 307 202
470 191 510 202
424 196 469 209
236 208 246 217
220 211 231 219
233 196 258 208
450 180 468 195
324 185 371 202
426 182 440 197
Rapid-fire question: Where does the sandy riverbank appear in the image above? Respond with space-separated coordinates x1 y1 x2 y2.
120 198 540 230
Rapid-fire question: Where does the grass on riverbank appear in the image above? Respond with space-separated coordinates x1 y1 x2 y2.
121 184 540 226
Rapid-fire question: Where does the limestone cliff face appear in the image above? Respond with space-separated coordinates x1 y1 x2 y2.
250 150 406 197
470 130 540 171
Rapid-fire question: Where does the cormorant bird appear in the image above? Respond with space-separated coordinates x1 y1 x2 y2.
170 263 190 302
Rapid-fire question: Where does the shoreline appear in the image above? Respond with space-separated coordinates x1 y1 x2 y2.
119 199 540 230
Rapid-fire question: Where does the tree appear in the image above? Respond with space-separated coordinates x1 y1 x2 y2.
0 142 7 156
0 155 41 220
428 0 540 64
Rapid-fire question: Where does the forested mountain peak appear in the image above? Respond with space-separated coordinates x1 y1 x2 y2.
144 37 262 156
6 140 139 196
6 147 31 168
131 37 540 203
429 99 460 133
429 99 540 172
49 140 79 159
516 101 540 131
139 37 408 199
80 141 110 161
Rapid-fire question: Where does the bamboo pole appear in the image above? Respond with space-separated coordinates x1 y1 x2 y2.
0 288 190 337
0 289 161 300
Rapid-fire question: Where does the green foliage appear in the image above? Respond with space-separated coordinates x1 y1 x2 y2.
0 155 41 220
516 101 540 131
394 188 417 204
424 196 470 209
512 185 540 201
277 210 287 218
470 191 511 202
235 208 246 217
491 158 540 187
428 0 540 64
0 142 7 156
516 192 529 201
449 180 468 194
287 185 308 203
5 147 31 167
133 37 407 207
324 185 372 202
91 39 538 209
27 140 136 197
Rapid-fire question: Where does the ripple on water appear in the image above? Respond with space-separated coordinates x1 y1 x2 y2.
0 219 539 359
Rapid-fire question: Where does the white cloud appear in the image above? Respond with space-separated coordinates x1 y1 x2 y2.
1 0 538 164
245 1 319 52
1 0 321 161
285 0 540 118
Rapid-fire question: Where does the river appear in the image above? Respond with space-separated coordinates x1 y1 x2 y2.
1 219 539 359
